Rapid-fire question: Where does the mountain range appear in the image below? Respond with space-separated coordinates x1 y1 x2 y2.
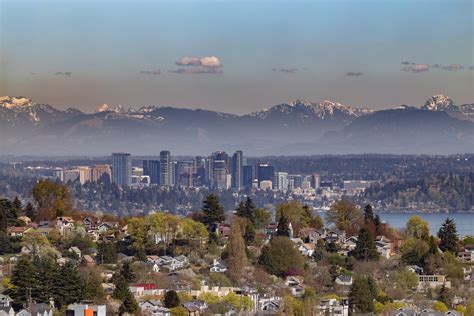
1 94 473 155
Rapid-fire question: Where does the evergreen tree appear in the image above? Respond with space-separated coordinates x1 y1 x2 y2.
243 221 256 245
201 194 225 230
349 276 377 313
363 204 375 223
438 284 453 307
259 237 305 277
437 218 458 253
163 290 181 308
12 197 22 214
112 275 138 314
56 262 84 308
119 261 136 283
227 220 247 282
97 241 118 264
7 257 38 308
25 202 36 220
428 236 438 254
350 228 379 260
276 214 290 237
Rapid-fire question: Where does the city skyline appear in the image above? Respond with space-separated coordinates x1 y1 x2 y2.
1 0 473 114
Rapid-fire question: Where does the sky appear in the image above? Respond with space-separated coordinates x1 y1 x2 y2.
0 0 473 114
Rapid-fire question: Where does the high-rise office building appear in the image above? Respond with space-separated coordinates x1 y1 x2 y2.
90 165 111 184
211 151 230 189
275 172 289 191
112 153 132 187
194 156 206 186
242 165 253 188
160 151 171 186
231 150 243 190
257 163 274 188
312 173 321 189
143 160 160 184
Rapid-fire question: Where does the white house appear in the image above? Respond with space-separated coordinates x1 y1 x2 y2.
335 275 353 286
298 243 315 257
0 295 12 307
210 259 227 273
0 306 14 316
67 303 106 316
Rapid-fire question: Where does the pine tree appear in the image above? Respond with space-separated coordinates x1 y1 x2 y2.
7 257 38 308
227 220 247 282
163 290 181 308
25 202 36 220
56 262 84 308
12 197 22 214
364 204 375 223
349 276 377 313
243 221 256 245
201 194 225 230
119 262 136 283
437 218 458 253
350 228 379 260
113 275 138 314
276 214 290 237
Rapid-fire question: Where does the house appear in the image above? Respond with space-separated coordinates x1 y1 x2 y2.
129 284 161 297
181 302 200 316
7 226 30 237
210 259 227 273
318 298 349 316
56 216 75 234
290 238 304 245
83 255 95 267
335 275 353 286
183 301 208 315
66 303 106 316
139 300 163 313
457 251 474 264
308 229 327 243
417 275 451 291
343 236 358 252
36 227 54 236
325 229 346 244
388 308 417 316
0 294 12 307
17 303 53 316
298 243 315 257
217 224 231 238
68 246 82 258
156 256 186 271
97 222 118 233
0 306 14 316
284 276 305 297
407 265 424 275
419 308 455 316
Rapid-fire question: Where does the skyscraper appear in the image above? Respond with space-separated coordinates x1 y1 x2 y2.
242 165 253 189
231 150 243 190
143 160 160 184
275 172 289 191
211 151 230 189
160 151 171 186
257 163 274 188
112 153 132 187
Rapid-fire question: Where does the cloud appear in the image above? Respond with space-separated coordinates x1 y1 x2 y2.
401 64 429 73
469 66 474 70
431 64 441 68
401 61 411 65
175 56 221 67
54 71 72 76
139 69 161 75
272 68 299 73
346 72 363 76
442 64 464 71
169 67 223 74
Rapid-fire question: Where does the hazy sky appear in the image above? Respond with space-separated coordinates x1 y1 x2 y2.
1 0 473 114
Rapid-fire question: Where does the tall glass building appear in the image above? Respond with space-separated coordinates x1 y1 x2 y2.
112 153 132 187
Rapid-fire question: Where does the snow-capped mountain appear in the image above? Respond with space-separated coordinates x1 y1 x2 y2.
422 94 457 111
1 95 473 155
250 99 372 123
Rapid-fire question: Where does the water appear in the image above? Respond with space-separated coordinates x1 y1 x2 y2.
318 212 474 237
378 212 474 237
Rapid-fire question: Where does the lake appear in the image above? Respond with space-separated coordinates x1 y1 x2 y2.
318 212 474 237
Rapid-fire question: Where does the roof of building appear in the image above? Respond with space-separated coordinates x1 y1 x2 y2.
130 283 158 290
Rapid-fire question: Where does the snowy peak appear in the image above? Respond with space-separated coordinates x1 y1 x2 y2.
95 104 126 114
422 94 457 111
0 96 33 110
251 99 372 120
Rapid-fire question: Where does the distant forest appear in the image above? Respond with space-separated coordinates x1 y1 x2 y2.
364 173 474 211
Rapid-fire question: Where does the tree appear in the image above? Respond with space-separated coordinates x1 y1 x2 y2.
437 218 458 253
55 262 83 308
400 237 430 265
350 228 379 260
236 197 256 224
119 261 136 283
243 220 255 245
253 208 271 231
326 200 362 235
363 204 375 223
222 292 253 311
437 284 453 307
163 290 181 308
406 216 430 240
7 257 37 308
349 276 377 313
112 275 138 314
31 180 73 218
97 241 117 264
432 301 448 313
201 194 225 230
227 219 247 282
276 213 291 237
24 202 36 220
259 236 304 276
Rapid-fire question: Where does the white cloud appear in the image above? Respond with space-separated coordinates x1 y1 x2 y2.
402 64 429 73
175 56 222 67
